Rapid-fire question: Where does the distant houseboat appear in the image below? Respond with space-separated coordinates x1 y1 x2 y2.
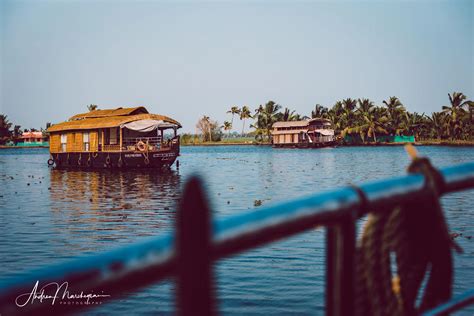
47 107 181 169
271 118 336 148
17 131 49 147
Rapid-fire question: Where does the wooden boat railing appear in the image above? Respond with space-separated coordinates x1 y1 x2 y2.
98 137 180 152
314 136 335 143
101 144 122 152
0 161 473 315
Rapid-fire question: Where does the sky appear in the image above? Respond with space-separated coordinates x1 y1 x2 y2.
1 0 473 133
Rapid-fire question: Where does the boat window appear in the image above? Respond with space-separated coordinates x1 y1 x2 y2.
60 134 67 152
109 128 118 145
83 132 90 151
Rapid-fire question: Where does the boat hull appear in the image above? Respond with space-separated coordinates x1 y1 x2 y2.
50 151 179 169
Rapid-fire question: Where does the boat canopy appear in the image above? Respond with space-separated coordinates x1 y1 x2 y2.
47 110 181 133
121 119 179 132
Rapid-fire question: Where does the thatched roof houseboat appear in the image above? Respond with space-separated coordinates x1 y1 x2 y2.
47 106 181 168
271 118 335 148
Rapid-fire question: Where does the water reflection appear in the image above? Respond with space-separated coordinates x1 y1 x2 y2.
48 168 182 252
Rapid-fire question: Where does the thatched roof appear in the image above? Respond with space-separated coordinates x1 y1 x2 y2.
273 121 309 128
272 129 308 135
21 132 43 138
68 107 148 121
48 113 181 133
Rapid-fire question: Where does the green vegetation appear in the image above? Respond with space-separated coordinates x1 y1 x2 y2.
0 115 13 145
87 104 99 111
180 134 253 146
221 92 473 144
195 116 223 142
1 93 472 147
0 114 51 146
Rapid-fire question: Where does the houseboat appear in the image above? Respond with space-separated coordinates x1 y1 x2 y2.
47 106 181 169
271 118 336 148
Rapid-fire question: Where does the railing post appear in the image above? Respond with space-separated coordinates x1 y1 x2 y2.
176 176 215 316
325 216 356 316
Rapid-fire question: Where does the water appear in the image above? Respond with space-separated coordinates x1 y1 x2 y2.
1 146 473 315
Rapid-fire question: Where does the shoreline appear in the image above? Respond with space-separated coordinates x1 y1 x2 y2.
0 145 49 149
2 140 474 150
181 140 474 147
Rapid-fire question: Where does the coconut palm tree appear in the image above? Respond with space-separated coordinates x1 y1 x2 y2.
343 103 388 143
442 92 469 140
342 98 358 128
383 97 406 135
402 112 426 140
327 101 345 134
427 112 445 140
468 101 474 139
0 114 13 144
240 106 252 136
87 104 98 111
357 98 375 114
311 104 328 118
254 101 281 141
276 108 299 122
227 106 241 129
222 121 232 135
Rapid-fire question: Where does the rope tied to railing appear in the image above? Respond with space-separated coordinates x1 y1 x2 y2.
355 146 459 316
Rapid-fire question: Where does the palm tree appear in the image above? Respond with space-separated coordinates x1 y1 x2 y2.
0 114 13 144
468 101 474 139
383 97 406 135
240 106 252 136
87 104 98 111
311 104 328 118
427 112 445 140
357 98 375 114
342 98 357 111
402 112 426 140
343 103 388 143
222 121 232 135
442 92 469 140
342 98 358 128
327 101 344 134
252 101 281 141
227 106 241 130
277 108 299 122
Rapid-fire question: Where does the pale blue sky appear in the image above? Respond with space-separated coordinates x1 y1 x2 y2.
1 0 473 133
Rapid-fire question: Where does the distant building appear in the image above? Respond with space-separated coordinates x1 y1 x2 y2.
17 131 48 147
271 118 335 148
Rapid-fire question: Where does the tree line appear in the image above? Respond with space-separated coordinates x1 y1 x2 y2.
0 115 51 145
2 94 472 145
218 92 473 143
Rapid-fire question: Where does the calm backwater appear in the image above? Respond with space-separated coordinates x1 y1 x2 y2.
1 146 473 315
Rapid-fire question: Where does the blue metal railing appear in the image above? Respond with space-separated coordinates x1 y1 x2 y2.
0 161 474 315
